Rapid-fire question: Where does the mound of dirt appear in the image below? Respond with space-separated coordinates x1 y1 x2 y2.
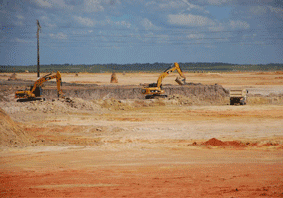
167 94 193 105
0 108 34 146
202 138 245 147
97 98 133 110
226 140 245 147
165 84 229 105
110 72 118 83
8 73 17 81
40 83 229 102
202 138 227 146
23 98 101 113
62 97 101 111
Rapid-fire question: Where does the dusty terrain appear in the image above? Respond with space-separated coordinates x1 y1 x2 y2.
0 71 283 197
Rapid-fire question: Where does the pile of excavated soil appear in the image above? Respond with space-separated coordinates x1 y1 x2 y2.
0 98 102 123
201 138 282 148
96 98 133 110
41 83 229 101
166 94 195 105
202 138 245 147
110 72 118 83
23 98 102 113
8 73 17 81
61 97 101 111
202 138 227 146
248 94 283 105
0 108 34 146
165 84 229 103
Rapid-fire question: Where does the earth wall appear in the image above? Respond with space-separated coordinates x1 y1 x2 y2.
42 84 229 100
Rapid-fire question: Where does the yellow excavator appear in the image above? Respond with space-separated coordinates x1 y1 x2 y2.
141 62 186 99
15 71 64 102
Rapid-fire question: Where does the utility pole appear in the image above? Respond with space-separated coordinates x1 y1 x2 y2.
36 20 41 78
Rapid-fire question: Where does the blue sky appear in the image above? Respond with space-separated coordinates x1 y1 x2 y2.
0 0 282 66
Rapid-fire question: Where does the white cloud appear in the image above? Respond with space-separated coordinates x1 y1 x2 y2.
242 33 257 40
268 6 283 18
16 15 24 20
105 0 121 6
249 4 283 18
207 0 231 5
156 34 170 44
114 20 131 28
33 0 119 12
14 38 32 43
13 15 25 26
181 0 208 13
56 0 72 8
208 23 226 32
73 16 96 27
33 0 52 8
168 14 215 27
158 1 183 9
186 33 205 39
13 21 23 26
49 32 67 40
83 0 104 12
229 20 250 29
145 2 156 7
250 5 268 15
39 15 57 28
33 0 74 9
102 17 131 28
141 18 159 30
146 0 207 14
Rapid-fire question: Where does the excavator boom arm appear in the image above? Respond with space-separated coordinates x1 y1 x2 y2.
56 71 64 97
30 72 57 93
156 62 185 87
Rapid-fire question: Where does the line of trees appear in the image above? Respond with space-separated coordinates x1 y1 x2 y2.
1 63 283 73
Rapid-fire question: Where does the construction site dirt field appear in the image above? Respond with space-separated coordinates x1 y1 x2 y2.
0 71 283 197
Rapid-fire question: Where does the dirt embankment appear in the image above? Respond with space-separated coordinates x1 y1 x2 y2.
1 78 283 105
0 108 34 146
42 83 229 101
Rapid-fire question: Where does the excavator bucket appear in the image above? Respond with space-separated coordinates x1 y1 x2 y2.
175 76 186 85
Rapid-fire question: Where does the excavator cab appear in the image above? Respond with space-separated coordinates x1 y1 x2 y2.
32 86 42 97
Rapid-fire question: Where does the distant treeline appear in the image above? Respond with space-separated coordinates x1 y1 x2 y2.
1 62 283 73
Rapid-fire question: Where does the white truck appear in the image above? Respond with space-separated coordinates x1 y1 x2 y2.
229 89 248 105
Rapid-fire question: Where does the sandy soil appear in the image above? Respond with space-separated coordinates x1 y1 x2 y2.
0 71 283 197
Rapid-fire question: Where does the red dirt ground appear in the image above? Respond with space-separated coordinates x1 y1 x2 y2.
1 163 282 198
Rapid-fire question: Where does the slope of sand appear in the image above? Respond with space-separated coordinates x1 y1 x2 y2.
0 108 34 146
